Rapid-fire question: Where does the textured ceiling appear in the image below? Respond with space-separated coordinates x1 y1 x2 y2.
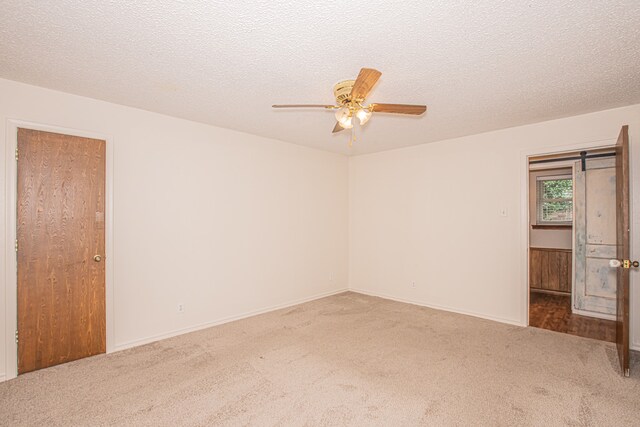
1 1 640 155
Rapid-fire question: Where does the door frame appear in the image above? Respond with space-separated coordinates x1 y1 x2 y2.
520 137 618 327
4 119 115 381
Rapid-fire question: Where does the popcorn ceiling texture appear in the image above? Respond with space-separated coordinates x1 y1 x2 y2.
1 1 639 155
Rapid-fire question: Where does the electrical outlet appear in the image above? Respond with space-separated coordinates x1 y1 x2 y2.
329 273 334 282
177 304 184 313
411 281 416 288
499 207 508 217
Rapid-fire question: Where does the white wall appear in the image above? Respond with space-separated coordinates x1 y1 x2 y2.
2 78 639 383
349 104 640 350
0 78 349 381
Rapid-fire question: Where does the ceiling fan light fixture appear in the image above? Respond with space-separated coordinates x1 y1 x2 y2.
338 116 353 129
356 108 372 125
271 68 427 141
335 107 353 128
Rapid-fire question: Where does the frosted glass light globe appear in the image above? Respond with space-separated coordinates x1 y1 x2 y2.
335 107 353 129
339 116 353 129
356 108 372 125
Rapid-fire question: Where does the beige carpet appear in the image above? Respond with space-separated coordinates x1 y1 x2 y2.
1 292 639 426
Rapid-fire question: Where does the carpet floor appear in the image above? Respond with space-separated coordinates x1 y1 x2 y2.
0 292 639 426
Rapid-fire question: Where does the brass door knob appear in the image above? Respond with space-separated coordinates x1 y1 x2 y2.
609 259 639 268
93 255 102 262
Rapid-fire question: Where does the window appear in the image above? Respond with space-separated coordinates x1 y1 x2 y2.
536 175 573 224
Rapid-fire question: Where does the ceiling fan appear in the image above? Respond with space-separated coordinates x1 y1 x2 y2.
273 68 427 142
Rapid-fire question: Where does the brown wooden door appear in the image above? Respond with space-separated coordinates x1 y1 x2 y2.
17 128 106 374
614 125 631 377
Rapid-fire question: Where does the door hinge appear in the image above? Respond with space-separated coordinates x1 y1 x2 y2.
15 239 18 252
15 147 18 161
15 330 18 344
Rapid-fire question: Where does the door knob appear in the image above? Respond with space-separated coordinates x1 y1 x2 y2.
609 259 639 268
93 255 102 262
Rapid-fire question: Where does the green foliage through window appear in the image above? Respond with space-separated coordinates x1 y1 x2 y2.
537 177 573 223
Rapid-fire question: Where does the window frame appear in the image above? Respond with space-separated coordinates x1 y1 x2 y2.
535 174 573 226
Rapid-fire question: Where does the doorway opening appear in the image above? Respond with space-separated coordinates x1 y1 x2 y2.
527 148 617 342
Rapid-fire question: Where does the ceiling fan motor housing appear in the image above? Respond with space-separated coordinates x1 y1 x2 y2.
333 80 356 105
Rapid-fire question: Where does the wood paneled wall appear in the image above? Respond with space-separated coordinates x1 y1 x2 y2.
529 247 572 294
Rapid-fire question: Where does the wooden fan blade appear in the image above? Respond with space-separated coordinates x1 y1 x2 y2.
371 103 427 115
332 122 345 133
350 68 382 101
272 104 335 109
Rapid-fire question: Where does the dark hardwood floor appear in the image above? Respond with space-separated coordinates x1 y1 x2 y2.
529 291 616 342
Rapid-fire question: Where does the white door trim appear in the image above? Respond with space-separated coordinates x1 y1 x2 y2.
4 119 115 381
520 137 617 327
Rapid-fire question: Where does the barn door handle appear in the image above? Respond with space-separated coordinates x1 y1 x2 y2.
609 259 639 268
93 255 102 262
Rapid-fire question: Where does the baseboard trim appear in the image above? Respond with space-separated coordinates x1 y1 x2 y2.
349 288 525 327
5 286 635 379
113 288 348 352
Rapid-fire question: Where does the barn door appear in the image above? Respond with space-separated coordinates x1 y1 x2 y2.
17 128 106 374
573 157 617 316
613 125 633 377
